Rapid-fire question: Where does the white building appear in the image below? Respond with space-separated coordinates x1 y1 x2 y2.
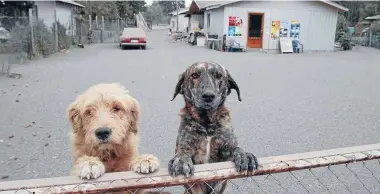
34 0 84 34
168 8 189 32
186 0 348 52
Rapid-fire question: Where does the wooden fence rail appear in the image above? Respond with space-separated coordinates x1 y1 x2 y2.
1 143 380 193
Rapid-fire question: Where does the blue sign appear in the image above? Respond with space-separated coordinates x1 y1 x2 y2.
228 27 236 37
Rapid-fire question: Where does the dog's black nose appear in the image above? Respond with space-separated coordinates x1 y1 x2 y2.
202 91 216 103
95 127 111 140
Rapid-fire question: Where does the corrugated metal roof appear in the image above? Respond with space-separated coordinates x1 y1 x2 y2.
365 15 380 20
194 0 348 12
57 0 85 8
168 7 189 16
194 0 231 9
318 0 348 12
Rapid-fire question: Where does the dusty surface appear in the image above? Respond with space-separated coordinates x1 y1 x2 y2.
1 29 380 192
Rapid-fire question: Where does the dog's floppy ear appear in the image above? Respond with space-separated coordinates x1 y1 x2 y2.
171 73 185 101
128 98 140 134
67 100 82 133
227 71 242 101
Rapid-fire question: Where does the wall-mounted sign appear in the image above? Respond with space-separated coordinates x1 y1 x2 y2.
228 16 242 37
290 20 300 40
271 20 280 41
191 21 200 32
280 20 290 37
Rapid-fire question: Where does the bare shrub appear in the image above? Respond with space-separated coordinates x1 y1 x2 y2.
33 20 55 57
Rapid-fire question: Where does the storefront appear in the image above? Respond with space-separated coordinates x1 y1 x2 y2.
189 0 348 52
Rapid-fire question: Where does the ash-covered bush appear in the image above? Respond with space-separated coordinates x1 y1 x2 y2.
33 20 55 57
0 21 31 55
52 21 71 50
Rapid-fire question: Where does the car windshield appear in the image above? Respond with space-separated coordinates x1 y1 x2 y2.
122 28 145 37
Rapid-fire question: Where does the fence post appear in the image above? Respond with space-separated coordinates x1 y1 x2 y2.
117 18 119 32
102 16 105 31
369 28 373 47
89 15 92 30
70 10 74 45
96 15 98 29
28 8 35 57
54 9 59 51
101 16 104 43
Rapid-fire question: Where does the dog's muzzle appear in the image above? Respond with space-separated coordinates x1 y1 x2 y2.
201 90 216 103
95 127 112 141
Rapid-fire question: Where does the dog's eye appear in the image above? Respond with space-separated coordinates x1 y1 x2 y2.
112 106 121 112
215 73 222 79
191 73 199 79
85 109 92 115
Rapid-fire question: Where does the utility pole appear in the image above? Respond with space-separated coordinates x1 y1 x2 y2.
176 0 179 32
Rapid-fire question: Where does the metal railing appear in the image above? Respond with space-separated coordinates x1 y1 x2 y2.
135 12 150 34
1 143 380 193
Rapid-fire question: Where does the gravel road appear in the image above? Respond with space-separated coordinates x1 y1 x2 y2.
1 29 380 188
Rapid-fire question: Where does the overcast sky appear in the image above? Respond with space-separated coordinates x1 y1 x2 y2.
145 0 192 6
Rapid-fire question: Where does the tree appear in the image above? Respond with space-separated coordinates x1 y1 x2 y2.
128 1 147 14
0 1 34 31
358 2 380 21
158 0 186 15
116 1 147 19
336 1 380 26
335 13 349 41
145 1 167 25
76 1 118 19
0 1 34 17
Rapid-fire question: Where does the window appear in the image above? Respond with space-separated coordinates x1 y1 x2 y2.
207 13 211 28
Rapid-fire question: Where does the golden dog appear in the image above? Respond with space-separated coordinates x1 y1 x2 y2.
67 83 160 184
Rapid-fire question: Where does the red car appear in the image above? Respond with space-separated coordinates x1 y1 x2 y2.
119 27 147 50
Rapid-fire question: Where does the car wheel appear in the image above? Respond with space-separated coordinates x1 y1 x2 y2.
121 46 125 50
142 46 146 50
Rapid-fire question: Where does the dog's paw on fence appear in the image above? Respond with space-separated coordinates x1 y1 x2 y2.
74 155 105 179
168 155 195 178
233 148 259 173
131 154 160 174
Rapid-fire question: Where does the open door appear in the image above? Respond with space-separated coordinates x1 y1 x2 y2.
247 13 264 48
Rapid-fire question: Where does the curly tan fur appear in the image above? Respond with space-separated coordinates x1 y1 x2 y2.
67 83 160 194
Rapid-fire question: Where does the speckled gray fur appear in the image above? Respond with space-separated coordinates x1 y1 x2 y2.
169 61 258 194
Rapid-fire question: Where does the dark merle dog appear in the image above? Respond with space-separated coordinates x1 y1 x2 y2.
169 61 259 194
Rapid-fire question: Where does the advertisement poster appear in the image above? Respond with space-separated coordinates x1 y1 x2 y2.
280 20 290 37
271 21 280 40
290 20 300 40
228 16 243 37
228 26 235 37
191 21 200 32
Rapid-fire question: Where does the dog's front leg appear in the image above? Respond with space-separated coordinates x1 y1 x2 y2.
232 147 259 172
130 154 160 174
168 130 196 178
73 155 105 179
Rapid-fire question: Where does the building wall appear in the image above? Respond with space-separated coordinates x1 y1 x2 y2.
56 4 73 29
204 8 224 39
34 1 56 27
35 1 76 35
170 14 187 32
222 1 339 51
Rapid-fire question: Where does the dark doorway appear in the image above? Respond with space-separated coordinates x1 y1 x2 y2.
247 13 264 48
